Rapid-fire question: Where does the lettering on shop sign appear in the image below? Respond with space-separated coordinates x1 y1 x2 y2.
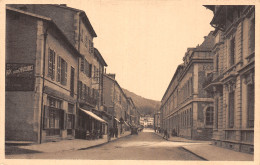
6 63 34 91
203 65 213 71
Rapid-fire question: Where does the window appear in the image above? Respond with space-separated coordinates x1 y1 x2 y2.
44 97 65 135
48 48 56 80
247 84 254 128
70 67 75 96
89 40 94 54
249 18 255 54
229 91 235 128
230 37 235 66
206 107 214 125
60 58 68 85
89 64 92 78
80 57 84 72
78 81 82 99
216 54 219 72
68 103 74 113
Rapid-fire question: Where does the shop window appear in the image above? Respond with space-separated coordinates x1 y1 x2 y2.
206 107 214 125
48 48 55 80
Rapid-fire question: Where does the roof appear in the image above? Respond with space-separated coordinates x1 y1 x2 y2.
51 4 97 37
94 48 108 66
161 64 184 102
6 6 82 58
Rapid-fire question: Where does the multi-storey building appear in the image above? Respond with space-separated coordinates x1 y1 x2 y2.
103 74 130 136
154 110 161 130
6 4 109 141
161 31 215 140
204 5 255 153
5 7 81 143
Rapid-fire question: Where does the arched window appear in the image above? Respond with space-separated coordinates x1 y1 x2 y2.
206 107 214 125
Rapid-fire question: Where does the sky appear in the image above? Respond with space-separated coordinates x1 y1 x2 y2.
67 0 214 101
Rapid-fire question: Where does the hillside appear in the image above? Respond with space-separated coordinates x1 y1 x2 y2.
123 89 161 116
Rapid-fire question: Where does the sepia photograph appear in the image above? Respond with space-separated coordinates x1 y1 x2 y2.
2 0 258 164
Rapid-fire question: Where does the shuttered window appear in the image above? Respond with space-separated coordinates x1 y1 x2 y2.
48 48 55 80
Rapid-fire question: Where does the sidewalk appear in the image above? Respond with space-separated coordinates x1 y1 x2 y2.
6 131 131 155
154 132 211 144
154 132 253 161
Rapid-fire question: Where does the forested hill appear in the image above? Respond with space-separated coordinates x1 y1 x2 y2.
123 88 161 116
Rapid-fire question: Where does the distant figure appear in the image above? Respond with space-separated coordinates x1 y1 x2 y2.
163 129 169 140
115 127 118 138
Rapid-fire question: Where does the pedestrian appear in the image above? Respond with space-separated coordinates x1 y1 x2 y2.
163 129 168 140
115 127 118 138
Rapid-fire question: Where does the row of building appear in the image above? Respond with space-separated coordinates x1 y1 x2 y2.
5 4 140 143
156 5 255 154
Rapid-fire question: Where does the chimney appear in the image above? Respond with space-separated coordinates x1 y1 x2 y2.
60 4 67 7
107 74 116 79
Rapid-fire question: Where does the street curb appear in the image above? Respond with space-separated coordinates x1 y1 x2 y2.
153 132 210 144
180 147 208 161
79 133 131 150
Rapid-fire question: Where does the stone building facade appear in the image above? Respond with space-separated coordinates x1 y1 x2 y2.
6 7 81 143
161 31 215 140
204 5 255 153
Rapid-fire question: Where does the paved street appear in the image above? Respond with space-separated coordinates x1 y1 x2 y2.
6 129 203 160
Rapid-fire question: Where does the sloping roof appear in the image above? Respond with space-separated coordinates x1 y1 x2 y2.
6 6 82 58
50 4 97 37
94 48 108 66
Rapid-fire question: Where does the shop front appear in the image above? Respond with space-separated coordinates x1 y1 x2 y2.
76 108 107 140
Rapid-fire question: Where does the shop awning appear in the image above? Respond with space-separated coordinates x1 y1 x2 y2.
80 108 107 124
114 117 120 123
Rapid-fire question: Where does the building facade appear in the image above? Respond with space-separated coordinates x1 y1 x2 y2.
161 32 215 140
6 7 81 143
103 74 131 136
6 4 109 143
204 5 255 153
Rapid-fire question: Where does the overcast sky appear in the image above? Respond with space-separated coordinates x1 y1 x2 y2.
68 0 214 101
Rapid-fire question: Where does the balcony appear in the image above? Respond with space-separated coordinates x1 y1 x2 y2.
203 72 223 93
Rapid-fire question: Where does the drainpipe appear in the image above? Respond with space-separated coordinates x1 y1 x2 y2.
40 29 48 144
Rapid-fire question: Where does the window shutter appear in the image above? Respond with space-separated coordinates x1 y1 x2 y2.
57 56 61 82
52 51 56 80
48 48 52 77
65 61 67 85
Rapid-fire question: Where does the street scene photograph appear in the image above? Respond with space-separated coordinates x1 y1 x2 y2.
3 0 256 163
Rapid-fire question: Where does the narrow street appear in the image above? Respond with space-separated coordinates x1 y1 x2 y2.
6 129 203 160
